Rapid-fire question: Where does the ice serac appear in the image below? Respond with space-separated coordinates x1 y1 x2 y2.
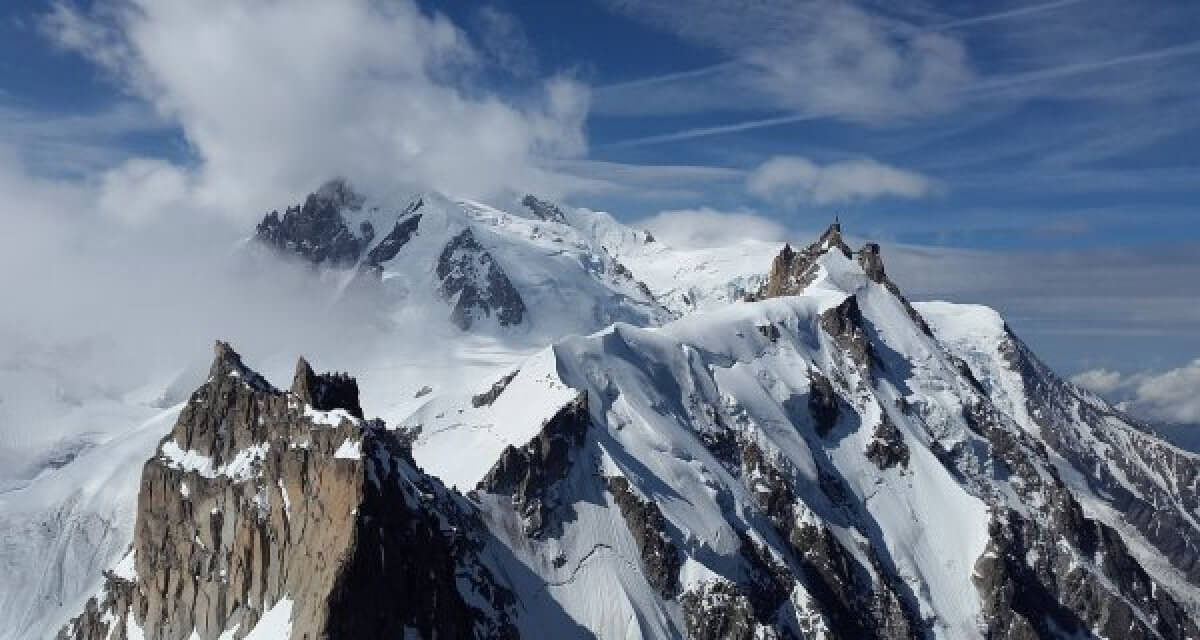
58 342 517 640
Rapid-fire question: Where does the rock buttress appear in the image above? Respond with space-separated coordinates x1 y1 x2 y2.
60 341 516 640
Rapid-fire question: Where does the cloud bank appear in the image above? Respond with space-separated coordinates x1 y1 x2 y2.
638 207 787 249
1072 359 1200 425
747 155 936 206
44 0 588 220
0 0 590 474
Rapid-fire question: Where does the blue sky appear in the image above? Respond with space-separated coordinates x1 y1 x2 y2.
6 0 1197 248
0 0 1197 399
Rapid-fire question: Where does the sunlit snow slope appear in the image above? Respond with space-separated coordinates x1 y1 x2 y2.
8 187 1200 639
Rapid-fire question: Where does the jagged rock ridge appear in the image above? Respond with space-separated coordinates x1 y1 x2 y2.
59 342 516 640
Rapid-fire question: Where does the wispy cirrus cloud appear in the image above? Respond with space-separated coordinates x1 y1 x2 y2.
593 0 1200 157
595 0 972 125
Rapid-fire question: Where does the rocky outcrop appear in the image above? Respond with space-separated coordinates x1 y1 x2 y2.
477 392 591 537
290 357 363 418
471 369 519 408
437 228 527 329
521 194 567 224
762 224 851 299
364 200 422 266
760 226 932 336
59 342 517 640
253 180 425 281
606 476 681 598
680 579 761 640
864 414 909 470
807 370 840 437
255 178 368 268
959 398 1199 639
820 295 878 370
855 243 933 336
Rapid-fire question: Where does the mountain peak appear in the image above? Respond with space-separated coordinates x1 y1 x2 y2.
816 221 851 257
290 356 364 419
762 222 855 298
208 340 276 392
313 177 364 212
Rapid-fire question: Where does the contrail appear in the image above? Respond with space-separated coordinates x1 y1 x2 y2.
927 0 1089 31
968 39 1200 92
606 38 1200 148
604 112 826 148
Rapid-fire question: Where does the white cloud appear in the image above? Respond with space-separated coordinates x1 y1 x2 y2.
97 158 193 224
44 0 588 221
746 155 936 206
1126 359 1200 424
637 207 787 249
1069 368 1125 394
1072 359 1200 425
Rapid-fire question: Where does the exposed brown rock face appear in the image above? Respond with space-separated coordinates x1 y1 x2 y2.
762 224 851 299
59 342 516 640
761 224 933 336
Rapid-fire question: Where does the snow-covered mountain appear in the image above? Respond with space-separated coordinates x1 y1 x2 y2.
5 185 1200 639
251 180 670 336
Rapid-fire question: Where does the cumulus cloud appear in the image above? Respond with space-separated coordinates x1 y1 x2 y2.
1069 368 1124 394
0 0 588 473
746 155 936 206
637 207 788 248
1071 359 1200 425
43 0 588 221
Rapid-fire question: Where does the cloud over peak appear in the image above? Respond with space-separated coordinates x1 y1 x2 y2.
746 155 937 206
43 0 589 221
